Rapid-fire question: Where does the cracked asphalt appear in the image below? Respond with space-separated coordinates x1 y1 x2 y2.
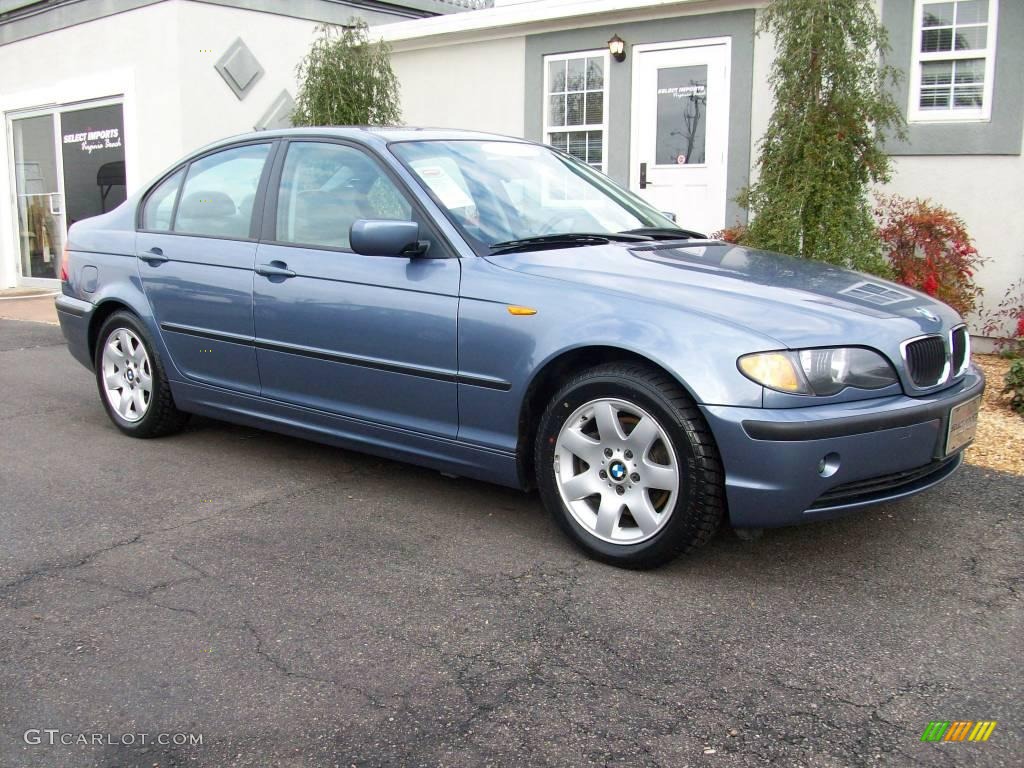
1 318 1021 767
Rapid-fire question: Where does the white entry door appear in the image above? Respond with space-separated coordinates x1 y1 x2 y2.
630 40 730 234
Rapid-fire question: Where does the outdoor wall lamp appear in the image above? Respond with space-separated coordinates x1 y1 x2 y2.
607 34 626 62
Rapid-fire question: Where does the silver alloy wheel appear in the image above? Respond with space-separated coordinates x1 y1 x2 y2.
553 397 680 544
101 327 153 423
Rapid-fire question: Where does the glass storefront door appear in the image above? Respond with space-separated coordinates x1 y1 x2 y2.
8 101 126 283
12 114 64 280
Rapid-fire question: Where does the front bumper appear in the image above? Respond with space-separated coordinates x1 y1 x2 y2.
55 293 95 370
701 367 985 528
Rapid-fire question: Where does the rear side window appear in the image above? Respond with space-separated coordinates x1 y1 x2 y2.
173 144 270 239
142 169 184 231
275 142 412 250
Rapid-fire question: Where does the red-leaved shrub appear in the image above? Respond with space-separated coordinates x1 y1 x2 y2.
875 195 985 317
712 223 749 244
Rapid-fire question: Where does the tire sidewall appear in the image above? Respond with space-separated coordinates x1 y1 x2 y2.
535 372 707 566
94 311 166 435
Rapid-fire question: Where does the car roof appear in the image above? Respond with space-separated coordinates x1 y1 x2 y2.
198 126 530 154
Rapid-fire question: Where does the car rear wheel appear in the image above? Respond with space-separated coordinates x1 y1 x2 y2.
95 311 189 438
535 363 725 569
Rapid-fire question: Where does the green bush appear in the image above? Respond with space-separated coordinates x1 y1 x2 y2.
292 21 401 127
739 0 905 274
1003 360 1024 416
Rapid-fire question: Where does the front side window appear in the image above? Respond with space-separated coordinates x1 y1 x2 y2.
391 140 675 253
173 143 270 239
910 0 998 122
543 51 608 170
141 169 183 231
275 142 412 250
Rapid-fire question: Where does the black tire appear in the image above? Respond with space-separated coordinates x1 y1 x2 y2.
94 310 190 438
534 362 725 569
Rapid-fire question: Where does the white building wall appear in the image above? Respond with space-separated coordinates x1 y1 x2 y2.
389 36 526 136
0 2 181 288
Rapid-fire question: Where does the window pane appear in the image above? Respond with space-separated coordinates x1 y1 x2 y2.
656 64 708 165
956 0 988 24
922 27 953 52
922 2 954 26
584 91 603 125
174 144 269 239
954 58 985 83
567 131 587 162
549 133 568 151
953 85 984 107
143 169 183 231
954 26 987 50
586 131 603 166
549 95 566 127
921 61 953 86
586 57 604 90
548 59 566 94
566 92 584 125
567 58 585 91
920 88 951 108
276 142 410 250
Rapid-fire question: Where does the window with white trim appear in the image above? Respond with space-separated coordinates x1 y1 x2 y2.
909 0 998 122
543 51 609 171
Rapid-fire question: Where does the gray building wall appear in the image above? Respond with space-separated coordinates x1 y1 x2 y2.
524 10 756 226
883 0 1023 156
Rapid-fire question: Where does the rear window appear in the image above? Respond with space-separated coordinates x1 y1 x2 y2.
172 144 270 239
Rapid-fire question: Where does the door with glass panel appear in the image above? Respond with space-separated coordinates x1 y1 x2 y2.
630 41 730 234
11 114 64 281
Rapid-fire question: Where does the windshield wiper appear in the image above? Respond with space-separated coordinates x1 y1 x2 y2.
618 227 708 240
489 232 652 254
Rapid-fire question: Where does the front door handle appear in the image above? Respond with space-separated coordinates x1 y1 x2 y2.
139 247 168 264
256 262 296 278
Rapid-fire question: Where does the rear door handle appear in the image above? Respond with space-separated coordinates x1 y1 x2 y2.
256 262 296 278
139 247 168 264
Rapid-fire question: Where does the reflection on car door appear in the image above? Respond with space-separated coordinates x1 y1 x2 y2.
253 140 461 437
137 142 273 394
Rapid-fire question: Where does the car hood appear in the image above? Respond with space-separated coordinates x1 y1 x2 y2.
484 241 962 348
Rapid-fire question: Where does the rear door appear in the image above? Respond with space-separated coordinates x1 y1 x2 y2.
252 139 461 438
137 141 274 394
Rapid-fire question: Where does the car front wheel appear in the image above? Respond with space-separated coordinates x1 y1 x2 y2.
95 311 189 438
535 363 725 569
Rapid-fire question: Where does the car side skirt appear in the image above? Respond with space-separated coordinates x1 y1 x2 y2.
170 379 522 489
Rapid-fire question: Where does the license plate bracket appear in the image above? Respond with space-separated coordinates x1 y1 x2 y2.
945 395 981 456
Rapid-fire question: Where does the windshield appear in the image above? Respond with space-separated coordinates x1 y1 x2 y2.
389 140 679 253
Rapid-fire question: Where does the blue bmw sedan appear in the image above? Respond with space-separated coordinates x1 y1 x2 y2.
56 128 984 568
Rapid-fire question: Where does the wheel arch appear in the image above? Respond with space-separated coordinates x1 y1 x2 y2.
515 344 702 489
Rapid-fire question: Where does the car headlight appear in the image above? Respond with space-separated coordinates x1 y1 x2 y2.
738 347 898 396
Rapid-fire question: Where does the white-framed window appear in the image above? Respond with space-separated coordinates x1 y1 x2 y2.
542 50 609 171
909 0 998 122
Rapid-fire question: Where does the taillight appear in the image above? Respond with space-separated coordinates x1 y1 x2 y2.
60 243 69 282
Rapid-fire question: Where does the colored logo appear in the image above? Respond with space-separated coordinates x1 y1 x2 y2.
609 461 627 481
920 721 997 742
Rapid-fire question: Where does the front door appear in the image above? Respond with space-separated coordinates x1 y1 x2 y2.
630 40 730 234
253 140 460 438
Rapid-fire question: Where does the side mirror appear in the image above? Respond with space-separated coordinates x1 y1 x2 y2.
350 219 428 257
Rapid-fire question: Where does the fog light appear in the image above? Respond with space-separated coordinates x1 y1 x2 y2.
818 452 840 478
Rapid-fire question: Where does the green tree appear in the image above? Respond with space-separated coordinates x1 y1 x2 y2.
740 0 905 274
292 21 401 127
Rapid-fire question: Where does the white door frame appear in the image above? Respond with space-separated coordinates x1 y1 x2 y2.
628 37 732 228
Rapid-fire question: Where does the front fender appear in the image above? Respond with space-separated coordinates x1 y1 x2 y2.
456 258 771 454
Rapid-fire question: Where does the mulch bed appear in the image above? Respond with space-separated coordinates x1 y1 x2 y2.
966 354 1023 475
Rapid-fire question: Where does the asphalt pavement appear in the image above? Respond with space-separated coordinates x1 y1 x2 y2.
1 318 1021 767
